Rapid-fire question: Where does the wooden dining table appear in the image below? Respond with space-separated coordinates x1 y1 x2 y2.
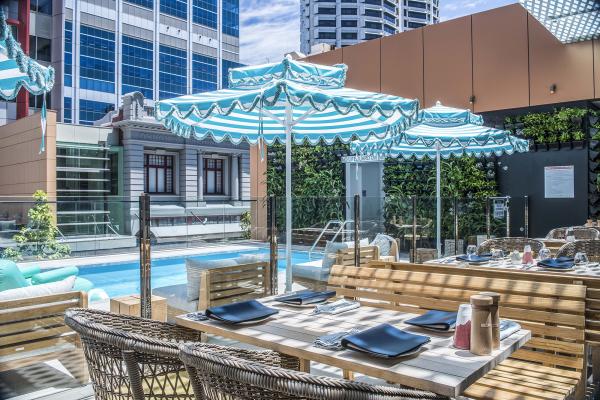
176 296 530 398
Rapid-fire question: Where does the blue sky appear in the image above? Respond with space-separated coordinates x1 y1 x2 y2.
239 0 517 65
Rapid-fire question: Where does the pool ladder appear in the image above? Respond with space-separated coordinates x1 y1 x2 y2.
308 219 355 260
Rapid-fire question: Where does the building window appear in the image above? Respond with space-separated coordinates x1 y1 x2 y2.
364 33 382 40
364 21 382 30
384 24 396 34
193 0 217 28
29 36 51 62
318 7 336 14
341 32 357 40
122 35 153 99
64 97 72 123
159 45 187 99
145 154 174 194
193 53 217 93
364 0 381 4
30 0 52 14
222 59 243 89
383 0 395 11
64 21 72 87
222 0 239 37
79 99 114 125
384 12 395 24
80 25 115 94
318 19 336 27
29 93 51 109
160 0 187 19
407 21 425 28
407 0 426 8
364 9 381 17
318 31 336 39
408 11 427 19
341 19 357 27
341 7 357 15
204 158 223 195
125 0 153 9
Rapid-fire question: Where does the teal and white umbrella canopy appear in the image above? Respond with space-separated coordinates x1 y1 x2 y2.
0 9 54 100
156 57 420 291
349 101 529 258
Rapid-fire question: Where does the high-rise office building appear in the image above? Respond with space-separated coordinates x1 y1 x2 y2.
1 0 240 125
300 0 438 55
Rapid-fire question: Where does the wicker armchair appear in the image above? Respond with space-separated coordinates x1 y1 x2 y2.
180 343 447 400
477 237 544 257
556 240 600 261
546 227 600 240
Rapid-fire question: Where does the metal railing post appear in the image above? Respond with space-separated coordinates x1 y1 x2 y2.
506 197 511 237
139 193 152 319
486 197 491 239
354 194 360 267
524 195 529 237
412 196 417 262
454 198 459 255
268 196 278 295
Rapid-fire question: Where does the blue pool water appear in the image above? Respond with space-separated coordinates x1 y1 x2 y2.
78 248 317 298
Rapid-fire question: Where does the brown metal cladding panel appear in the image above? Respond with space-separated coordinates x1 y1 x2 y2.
303 48 344 66
342 39 381 92
423 16 473 109
595 39 600 99
381 29 423 103
472 5 529 112
528 14 594 105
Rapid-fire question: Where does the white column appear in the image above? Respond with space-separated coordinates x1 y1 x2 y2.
198 151 204 201
436 145 442 258
285 103 293 292
231 154 240 201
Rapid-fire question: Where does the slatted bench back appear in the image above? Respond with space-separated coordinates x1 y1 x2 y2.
0 291 86 370
335 245 380 266
328 264 586 373
199 261 272 310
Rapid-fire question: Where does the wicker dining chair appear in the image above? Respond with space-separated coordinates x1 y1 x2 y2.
477 237 544 257
546 226 600 240
180 343 447 400
556 240 600 261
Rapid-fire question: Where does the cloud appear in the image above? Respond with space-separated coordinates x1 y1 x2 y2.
440 0 517 21
239 0 300 65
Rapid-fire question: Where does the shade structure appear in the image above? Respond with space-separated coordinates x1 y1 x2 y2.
350 101 529 258
156 56 420 291
0 9 54 100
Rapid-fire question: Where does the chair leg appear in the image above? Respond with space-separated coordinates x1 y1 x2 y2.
122 350 145 400
58 348 89 385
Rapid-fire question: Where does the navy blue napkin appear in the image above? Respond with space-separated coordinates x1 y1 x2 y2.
205 300 278 324
456 254 491 263
275 290 337 305
341 323 430 358
538 257 575 269
405 310 457 331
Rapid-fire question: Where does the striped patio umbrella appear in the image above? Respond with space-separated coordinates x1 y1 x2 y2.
0 8 55 151
350 101 529 257
156 56 420 291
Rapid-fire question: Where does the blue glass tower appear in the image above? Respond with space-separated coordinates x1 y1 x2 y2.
50 0 240 125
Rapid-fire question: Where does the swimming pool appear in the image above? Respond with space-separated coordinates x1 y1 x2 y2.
78 248 318 298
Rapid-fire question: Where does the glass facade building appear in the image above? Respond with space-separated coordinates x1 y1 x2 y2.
300 0 438 54
8 0 240 126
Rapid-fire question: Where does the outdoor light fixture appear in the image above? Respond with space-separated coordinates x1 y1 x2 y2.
469 95 476 104
550 84 557 94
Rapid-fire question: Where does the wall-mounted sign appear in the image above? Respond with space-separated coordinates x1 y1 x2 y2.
493 199 505 219
544 165 574 199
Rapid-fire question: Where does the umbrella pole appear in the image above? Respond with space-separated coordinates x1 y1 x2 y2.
436 145 441 258
285 103 293 292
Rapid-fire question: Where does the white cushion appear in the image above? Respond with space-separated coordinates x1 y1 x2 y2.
154 284 198 313
322 239 369 271
371 234 393 257
292 260 326 282
0 276 76 301
186 258 239 302
234 253 269 264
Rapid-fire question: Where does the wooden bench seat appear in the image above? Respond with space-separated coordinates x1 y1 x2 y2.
327 264 586 400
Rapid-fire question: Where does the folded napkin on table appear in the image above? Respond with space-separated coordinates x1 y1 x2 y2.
537 257 575 269
275 290 336 305
499 320 521 340
312 299 360 315
314 328 361 350
341 323 430 358
405 310 457 331
205 300 278 324
456 254 492 264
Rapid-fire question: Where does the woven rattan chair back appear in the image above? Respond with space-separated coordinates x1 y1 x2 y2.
547 226 600 240
179 343 446 400
65 308 202 400
556 240 600 261
477 237 544 257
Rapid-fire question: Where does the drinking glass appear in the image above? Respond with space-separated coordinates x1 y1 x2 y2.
575 252 589 265
491 249 504 261
510 250 521 265
538 248 551 261
466 245 477 260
